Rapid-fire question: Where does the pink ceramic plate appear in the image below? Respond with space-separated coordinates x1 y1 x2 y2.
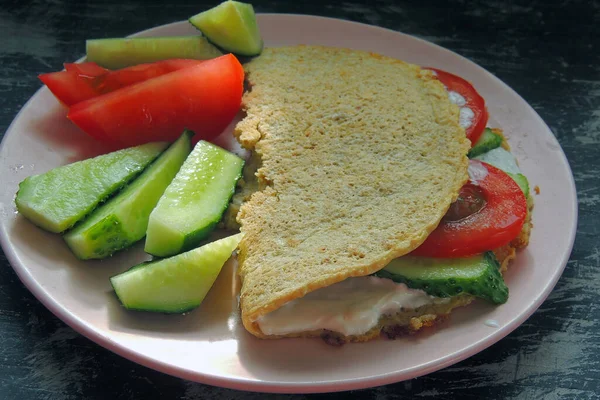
0 14 577 393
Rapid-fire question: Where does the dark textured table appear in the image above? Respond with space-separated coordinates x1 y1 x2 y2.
1 0 598 398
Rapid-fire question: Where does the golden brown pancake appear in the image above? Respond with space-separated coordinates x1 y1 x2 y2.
232 45 471 338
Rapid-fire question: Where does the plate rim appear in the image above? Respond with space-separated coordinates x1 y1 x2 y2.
0 13 578 394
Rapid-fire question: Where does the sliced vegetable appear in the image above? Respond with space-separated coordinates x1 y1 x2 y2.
474 146 530 197
63 131 192 260
15 142 168 233
64 62 109 76
68 54 245 149
189 0 263 56
40 59 205 106
86 36 222 70
376 252 508 304
145 140 244 257
96 59 203 90
508 173 530 198
468 128 503 158
427 68 489 145
410 160 527 258
39 70 102 107
111 233 242 313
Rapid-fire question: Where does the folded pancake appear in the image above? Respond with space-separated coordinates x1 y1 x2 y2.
233 45 471 339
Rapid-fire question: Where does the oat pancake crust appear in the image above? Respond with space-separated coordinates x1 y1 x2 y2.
233 45 471 337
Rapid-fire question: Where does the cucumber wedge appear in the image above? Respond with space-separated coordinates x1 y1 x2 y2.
473 147 530 197
468 128 503 158
145 140 244 257
111 233 242 313
15 142 168 233
86 36 222 70
64 131 192 260
189 1 263 56
375 252 508 304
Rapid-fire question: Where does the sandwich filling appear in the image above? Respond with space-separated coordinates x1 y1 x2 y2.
257 276 447 336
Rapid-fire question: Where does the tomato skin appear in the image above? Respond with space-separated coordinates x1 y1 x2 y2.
93 59 203 92
67 54 244 149
64 62 109 76
40 60 205 106
427 68 489 145
410 160 527 258
39 70 101 107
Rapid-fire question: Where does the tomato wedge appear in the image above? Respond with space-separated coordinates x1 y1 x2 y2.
39 70 103 107
40 59 205 106
64 62 109 76
68 54 244 149
426 68 489 145
410 160 527 258
96 59 202 91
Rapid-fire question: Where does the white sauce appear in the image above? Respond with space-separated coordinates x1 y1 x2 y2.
256 276 447 336
448 91 467 106
447 91 474 129
459 107 475 129
468 161 489 184
474 147 522 175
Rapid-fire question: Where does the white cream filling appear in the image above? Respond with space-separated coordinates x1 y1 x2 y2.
468 160 489 184
256 276 448 336
459 107 475 129
448 90 467 106
448 90 475 129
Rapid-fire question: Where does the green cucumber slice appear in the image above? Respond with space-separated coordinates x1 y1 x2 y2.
189 1 263 56
15 142 168 233
474 147 530 197
375 252 508 304
63 131 192 260
86 36 222 70
508 172 530 198
145 140 244 257
468 128 503 158
111 233 242 313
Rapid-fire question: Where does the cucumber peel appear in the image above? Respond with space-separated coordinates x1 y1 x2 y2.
468 128 503 158
63 131 192 260
145 140 244 258
86 36 222 69
376 252 509 304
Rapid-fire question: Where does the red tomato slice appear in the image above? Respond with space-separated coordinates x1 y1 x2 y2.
64 62 109 76
426 68 489 145
410 160 527 258
97 59 202 91
39 70 102 107
67 54 244 149
40 60 205 106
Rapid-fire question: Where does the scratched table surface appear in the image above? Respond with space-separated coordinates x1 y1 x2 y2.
1 0 598 399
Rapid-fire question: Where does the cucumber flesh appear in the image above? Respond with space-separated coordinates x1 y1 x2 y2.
508 172 530 198
111 233 243 313
64 131 192 260
189 1 263 56
474 147 530 197
145 140 244 257
375 252 508 304
468 128 503 158
15 142 168 233
86 36 222 70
